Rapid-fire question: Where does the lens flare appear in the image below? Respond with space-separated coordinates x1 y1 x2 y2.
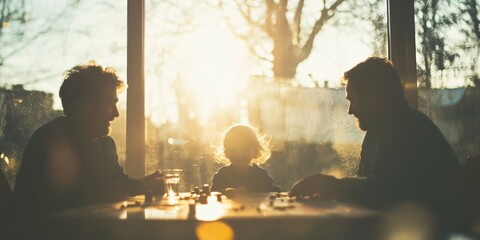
196 221 234 240
382 203 434 240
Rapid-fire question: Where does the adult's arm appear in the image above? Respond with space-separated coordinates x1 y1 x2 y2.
83 137 163 203
290 125 431 207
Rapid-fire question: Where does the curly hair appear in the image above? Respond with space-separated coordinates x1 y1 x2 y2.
59 60 125 116
215 124 271 166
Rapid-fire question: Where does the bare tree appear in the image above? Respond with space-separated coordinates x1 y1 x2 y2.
348 0 387 57
0 0 81 83
0 0 80 66
216 0 347 79
415 0 458 88
0 0 28 67
366 0 387 56
460 0 480 86
462 0 480 44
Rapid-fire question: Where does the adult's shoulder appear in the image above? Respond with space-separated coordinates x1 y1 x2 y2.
403 108 433 125
386 107 433 134
16 117 69 190
399 108 442 135
29 116 69 142
396 108 454 154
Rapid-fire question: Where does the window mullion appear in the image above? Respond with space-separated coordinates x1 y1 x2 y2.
126 0 145 178
388 0 418 109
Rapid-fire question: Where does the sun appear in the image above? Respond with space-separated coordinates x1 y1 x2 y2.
182 27 249 124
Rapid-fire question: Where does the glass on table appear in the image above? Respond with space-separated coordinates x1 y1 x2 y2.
162 169 183 197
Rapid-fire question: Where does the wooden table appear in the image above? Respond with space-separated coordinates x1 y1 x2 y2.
44 192 381 240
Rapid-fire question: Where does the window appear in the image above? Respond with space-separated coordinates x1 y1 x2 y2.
7 0 473 195
145 0 388 191
0 0 127 187
414 0 480 162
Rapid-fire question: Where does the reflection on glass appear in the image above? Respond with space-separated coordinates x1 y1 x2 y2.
0 0 127 189
144 206 182 220
195 196 227 221
165 195 180 206
119 209 127 220
415 0 480 161
145 0 388 190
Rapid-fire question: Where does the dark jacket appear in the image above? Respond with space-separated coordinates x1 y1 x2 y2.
332 105 475 233
13 116 139 218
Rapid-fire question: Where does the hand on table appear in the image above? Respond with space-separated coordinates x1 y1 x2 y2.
289 173 338 198
140 170 165 195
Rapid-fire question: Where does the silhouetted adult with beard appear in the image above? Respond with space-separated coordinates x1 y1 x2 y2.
13 61 163 220
290 57 475 237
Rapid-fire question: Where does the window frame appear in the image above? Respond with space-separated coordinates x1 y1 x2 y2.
124 0 418 177
126 0 145 178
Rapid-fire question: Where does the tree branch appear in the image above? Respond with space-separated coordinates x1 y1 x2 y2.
219 0 259 43
299 0 345 62
264 0 277 37
275 0 292 43
234 0 264 30
246 41 272 62
292 0 304 45
217 0 273 63
467 0 480 42
3 24 54 60
1 0 7 30
225 21 272 63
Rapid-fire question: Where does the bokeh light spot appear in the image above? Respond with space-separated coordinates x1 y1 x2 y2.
196 221 234 240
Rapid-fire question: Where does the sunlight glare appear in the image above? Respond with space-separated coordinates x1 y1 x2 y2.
195 196 227 221
183 27 249 125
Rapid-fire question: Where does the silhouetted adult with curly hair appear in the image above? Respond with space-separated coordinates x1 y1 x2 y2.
13 61 163 220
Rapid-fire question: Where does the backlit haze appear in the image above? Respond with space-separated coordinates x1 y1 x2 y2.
3 0 381 126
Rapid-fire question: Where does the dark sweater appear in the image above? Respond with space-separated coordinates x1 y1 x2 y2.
329 105 475 233
13 116 140 218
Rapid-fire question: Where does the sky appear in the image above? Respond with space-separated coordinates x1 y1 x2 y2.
1 0 471 124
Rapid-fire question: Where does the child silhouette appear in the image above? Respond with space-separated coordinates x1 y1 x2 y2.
211 124 281 192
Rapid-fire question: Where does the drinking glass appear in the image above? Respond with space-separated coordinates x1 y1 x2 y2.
162 169 182 196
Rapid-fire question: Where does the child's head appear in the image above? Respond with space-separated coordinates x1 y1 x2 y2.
216 124 271 166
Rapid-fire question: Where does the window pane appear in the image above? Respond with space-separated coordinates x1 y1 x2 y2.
0 0 127 188
145 0 388 191
415 0 480 162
